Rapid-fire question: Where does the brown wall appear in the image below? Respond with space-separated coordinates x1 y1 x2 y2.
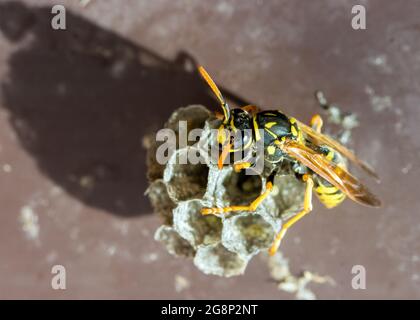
0 0 419 299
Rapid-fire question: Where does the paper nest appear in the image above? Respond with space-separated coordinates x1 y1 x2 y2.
145 105 304 277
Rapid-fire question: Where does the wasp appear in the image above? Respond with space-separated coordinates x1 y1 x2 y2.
198 66 381 256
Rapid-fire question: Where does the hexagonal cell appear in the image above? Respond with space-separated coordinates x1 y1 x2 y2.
154 225 195 258
173 200 222 247
143 133 166 182
222 170 263 206
222 213 276 257
270 174 305 220
144 105 210 182
164 147 209 202
145 179 175 225
165 105 211 147
194 243 249 277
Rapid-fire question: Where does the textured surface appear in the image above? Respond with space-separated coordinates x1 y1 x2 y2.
0 0 419 299
146 105 304 277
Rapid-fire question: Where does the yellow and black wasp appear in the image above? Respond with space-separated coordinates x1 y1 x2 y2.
198 66 381 256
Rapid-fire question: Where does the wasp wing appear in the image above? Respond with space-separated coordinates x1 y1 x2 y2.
280 139 381 207
296 120 380 181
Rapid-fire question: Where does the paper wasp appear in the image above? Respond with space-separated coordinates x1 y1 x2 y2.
198 66 381 256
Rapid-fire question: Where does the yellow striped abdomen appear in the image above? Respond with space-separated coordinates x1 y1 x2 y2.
315 180 346 209
314 148 347 209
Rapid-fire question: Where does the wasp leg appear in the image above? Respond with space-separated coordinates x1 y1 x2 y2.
310 114 323 133
201 172 275 215
233 161 253 172
241 105 260 115
269 174 314 256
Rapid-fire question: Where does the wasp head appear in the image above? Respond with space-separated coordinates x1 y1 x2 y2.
216 108 254 168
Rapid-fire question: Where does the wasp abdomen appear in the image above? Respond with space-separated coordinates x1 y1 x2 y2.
314 148 347 208
314 179 346 209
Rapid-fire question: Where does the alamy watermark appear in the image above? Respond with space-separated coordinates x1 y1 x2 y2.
51 5 66 30
50 3 368 32
51 265 66 290
351 5 367 30
351 265 366 289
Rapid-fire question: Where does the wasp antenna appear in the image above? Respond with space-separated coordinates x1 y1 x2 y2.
198 66 230 124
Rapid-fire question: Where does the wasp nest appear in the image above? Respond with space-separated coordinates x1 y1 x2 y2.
145 105 304 277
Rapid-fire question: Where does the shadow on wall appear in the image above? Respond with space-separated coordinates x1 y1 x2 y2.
0 1 248 217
